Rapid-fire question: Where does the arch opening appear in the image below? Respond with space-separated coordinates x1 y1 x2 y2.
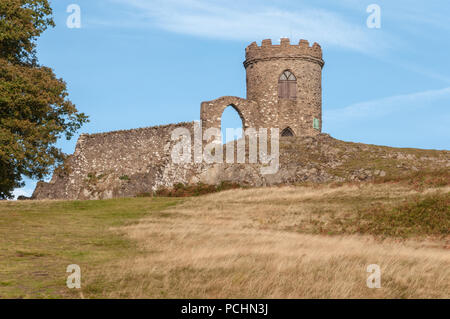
278 70 297 99
281 127 294 137
221 105 243 144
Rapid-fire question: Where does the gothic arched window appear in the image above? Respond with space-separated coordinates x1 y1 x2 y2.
278 70 297 99
281 127 294 137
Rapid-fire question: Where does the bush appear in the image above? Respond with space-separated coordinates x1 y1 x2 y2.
373 169 450 189
356 193 449 237
152 182 242 197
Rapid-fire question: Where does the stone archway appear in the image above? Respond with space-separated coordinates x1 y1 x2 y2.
200 96 258 133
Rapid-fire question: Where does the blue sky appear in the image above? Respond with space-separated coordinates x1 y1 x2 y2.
13 0 450 198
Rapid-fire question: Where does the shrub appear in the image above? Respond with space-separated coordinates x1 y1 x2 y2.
152 182 242 197
356 193 449 237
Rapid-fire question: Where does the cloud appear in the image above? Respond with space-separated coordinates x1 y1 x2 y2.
325 86 450 123
106 0 390 54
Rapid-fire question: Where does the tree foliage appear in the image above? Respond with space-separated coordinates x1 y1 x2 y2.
0 0 88 199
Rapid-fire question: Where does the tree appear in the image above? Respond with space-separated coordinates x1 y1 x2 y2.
0 0 88 199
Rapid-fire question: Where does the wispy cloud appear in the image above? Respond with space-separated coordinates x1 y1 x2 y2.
325 86 450 123
95 0 450 84
105 0 391 54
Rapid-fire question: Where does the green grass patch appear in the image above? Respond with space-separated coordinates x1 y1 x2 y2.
0 197 182 298
355 193 449 238
148 181 243 197
373 169 450 189
301 191 450 238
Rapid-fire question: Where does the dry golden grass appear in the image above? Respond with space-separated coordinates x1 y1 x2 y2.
92 183 449 298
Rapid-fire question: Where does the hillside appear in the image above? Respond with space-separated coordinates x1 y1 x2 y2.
1 174 449 298
32 133 450 200
259 134 450 184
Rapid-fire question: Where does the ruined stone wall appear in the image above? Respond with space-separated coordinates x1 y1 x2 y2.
244 38 324 136
33 125 450 201
33 122 199 200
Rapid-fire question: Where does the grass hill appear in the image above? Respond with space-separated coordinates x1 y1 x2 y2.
1 170 448 298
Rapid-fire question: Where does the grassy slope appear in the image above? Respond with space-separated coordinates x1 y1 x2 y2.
107 183 448 299
0 198 181 298
280 135 449 181
0 180 449 298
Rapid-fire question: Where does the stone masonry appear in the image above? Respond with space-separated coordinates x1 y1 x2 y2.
201 38 324 136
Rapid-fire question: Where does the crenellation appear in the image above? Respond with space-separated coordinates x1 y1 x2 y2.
280 37 290 47
244 38 323 67
299 39 309 47
261 38 272 46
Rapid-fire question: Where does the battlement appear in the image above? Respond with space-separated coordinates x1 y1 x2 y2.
244 38 324 68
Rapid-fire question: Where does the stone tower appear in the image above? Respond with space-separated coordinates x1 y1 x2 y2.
243 38 324 136
201 38 324 137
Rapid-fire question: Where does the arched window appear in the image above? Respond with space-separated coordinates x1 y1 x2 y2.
278 70 297 99
281 127 294 137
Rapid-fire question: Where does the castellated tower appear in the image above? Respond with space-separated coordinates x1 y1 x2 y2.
244 38 324 136
201 38 324 136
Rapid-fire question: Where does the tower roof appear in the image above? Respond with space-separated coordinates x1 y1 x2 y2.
244 38 324 68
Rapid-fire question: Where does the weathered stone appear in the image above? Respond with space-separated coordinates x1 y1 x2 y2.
201 39 324 136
